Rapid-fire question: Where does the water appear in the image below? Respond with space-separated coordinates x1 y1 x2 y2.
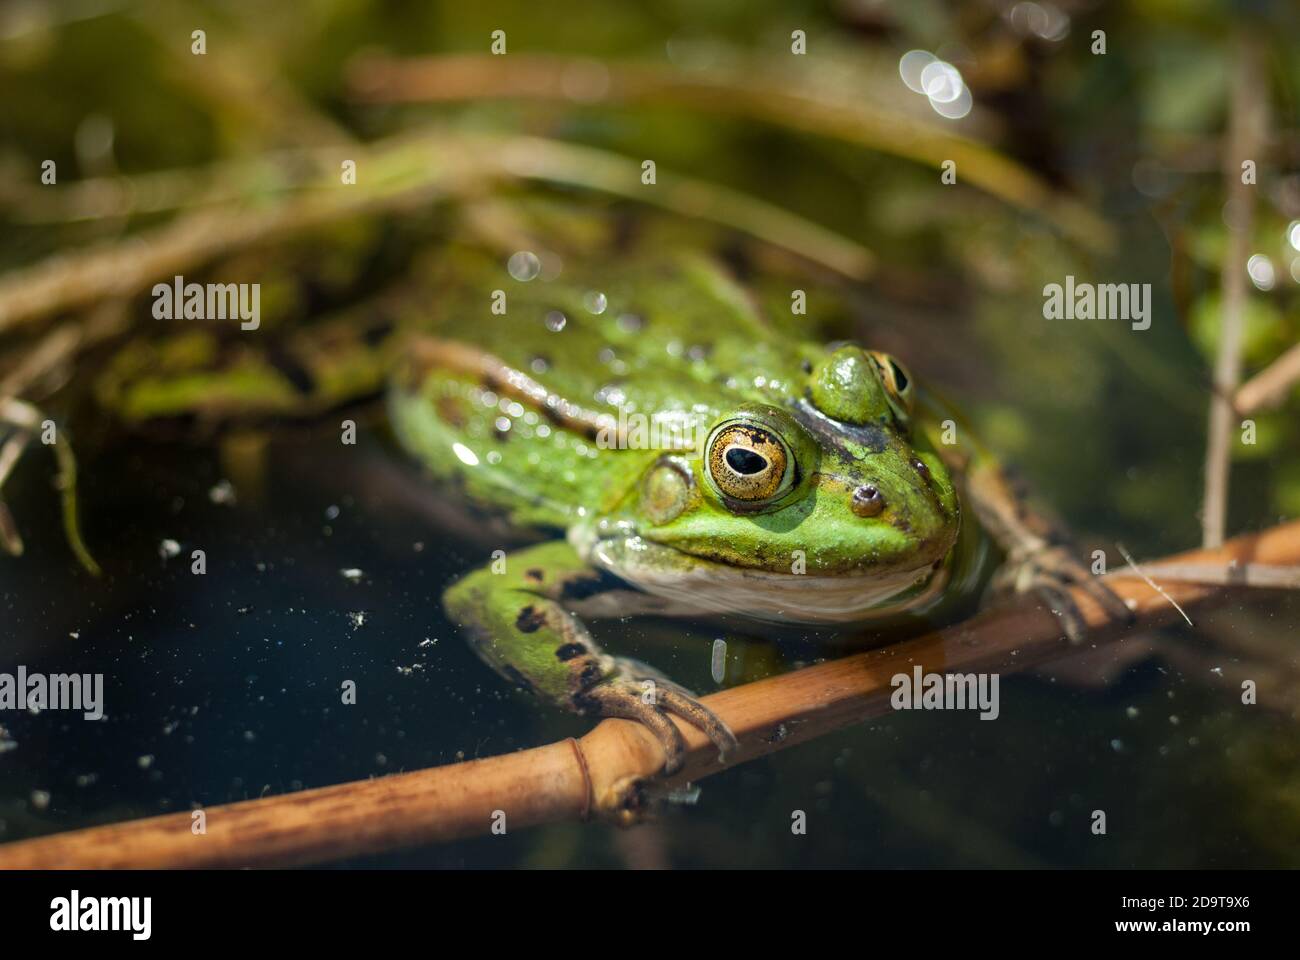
2 415 1297 867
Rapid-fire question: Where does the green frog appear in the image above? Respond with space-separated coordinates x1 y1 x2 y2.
87 238 1130 774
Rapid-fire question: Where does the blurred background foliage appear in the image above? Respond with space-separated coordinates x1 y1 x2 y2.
1 0 1298 866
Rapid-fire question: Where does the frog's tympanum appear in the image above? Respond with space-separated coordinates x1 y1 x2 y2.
94 247 1131 774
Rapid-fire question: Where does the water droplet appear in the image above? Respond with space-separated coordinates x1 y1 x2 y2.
584 291 608 314
507 251 541 281
544 310 567 332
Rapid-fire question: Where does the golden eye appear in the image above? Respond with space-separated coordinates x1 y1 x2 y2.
868 351 914 414
706 421 792 503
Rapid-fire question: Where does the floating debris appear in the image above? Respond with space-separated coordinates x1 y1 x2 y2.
208 480 236 505
30 789 50 811
339 568 364 583
710 638 727 684
159 538 181 560
347 611 368 629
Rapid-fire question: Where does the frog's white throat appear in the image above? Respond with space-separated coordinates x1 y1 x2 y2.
571 530 947 625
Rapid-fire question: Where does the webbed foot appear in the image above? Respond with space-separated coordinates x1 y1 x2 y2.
576 659 738 775
996 542 1134 642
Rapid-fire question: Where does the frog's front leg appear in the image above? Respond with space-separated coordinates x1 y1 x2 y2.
917 393 1131 640
963 458 1133 640
443 540 737 774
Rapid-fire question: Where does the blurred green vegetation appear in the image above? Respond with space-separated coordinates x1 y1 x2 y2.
2 0 1299 867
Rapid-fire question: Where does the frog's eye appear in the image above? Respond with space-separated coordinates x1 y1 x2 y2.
705 420 795 504
868 351 914 415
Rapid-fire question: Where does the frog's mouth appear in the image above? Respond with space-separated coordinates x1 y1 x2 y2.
572 530 948 625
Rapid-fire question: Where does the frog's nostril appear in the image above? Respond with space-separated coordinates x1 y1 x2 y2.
912 458 932 484
851 484 885 518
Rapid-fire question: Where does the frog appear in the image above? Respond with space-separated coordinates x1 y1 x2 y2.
381 250 1136 772
79 236 1131 776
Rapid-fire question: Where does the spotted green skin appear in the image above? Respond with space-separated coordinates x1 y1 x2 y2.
386 250 988 722
95 243 989 747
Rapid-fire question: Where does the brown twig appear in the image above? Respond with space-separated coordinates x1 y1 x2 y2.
347 53 1114 252
1235 341 1300 414
0 131 875 337
1 519 1297 869
1203 33 1268 548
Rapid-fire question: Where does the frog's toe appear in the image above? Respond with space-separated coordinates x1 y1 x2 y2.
577 671 737 775
579 680 689 774
1033 582 1088 642
1006 544 1135 642
655 687 738 762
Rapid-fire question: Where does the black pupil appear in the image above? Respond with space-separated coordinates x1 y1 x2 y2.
889 361 909 392
726 447 768 475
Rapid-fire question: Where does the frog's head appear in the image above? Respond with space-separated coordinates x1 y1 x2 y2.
584 345 961 623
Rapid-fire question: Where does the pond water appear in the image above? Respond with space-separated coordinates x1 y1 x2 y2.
2 414 1296 868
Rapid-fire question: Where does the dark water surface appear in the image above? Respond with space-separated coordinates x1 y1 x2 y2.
1 423 1297 868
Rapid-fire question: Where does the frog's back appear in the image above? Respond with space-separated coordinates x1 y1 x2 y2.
387 250 809 531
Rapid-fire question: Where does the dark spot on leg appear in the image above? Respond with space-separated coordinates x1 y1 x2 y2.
555 642 586 661
524 568 545 583
515 605 546 633
559 569 621 602
578 662 603 688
